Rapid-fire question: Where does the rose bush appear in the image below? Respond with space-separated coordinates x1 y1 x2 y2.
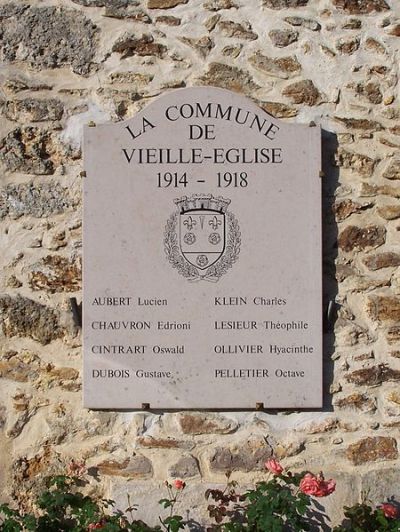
333 501 400 532
0 459 399 531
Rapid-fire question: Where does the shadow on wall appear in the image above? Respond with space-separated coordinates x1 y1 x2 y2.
321 129 340 413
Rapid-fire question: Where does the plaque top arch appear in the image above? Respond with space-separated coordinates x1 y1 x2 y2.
86 86 312 145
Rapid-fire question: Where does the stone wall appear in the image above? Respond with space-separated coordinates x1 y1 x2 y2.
0 0 399 527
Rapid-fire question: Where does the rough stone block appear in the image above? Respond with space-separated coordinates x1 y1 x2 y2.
387 326 400 344
199 63 259 93
179 36 214 58
0 296 64 345
334 117 383 131
137 436 194 450
386 390 400 406
342 18 362 28
6 275 22 288
221 44 242 57
332 0 389 14
5 402 43 439
148 0 187 7
71 0 136 5
209 437 272 472
97 455 153 477
112 34 167 58
336 37 360 54
347 437 398 465
359 182 400 199
333 199 373 221
282 79 320 105
204 0 236 9
0 350 79 394
177 413 238 435
298 417 338 434
3 99 64 122
109 72 154 86
0 5 98 75
0 4 28 17
168 455 200 478
367 296 400 323
363 252 400 271
0 127 61 175
0 351 43 383
0 181 76 219
273 437 305 458
345 365 400 386
269 29 298 47
29 255 81 293
259 101 298 118
249 53 301 79
365 37 386 54
388 24 400 37
104 7 152 21
338 225 385 252
218 20 257 40
355 82 383 104
333 392 376 412
284 16 321 30
156 15 181 25
383 159 400 180
2 78 53 95
335 148 377 176
263 0 308 7
42 229 68 251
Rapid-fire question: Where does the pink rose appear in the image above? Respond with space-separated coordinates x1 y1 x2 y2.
299 473 336 497
265 459 284 475
299 473 320 495
88 523 104 530
173 479 186 490
379 503 398 519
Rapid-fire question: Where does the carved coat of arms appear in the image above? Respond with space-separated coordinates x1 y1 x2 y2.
164 194 240 282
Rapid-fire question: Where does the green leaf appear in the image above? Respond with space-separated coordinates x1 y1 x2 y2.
158 498 172 509
21 514 37 530
1 519 23 532
163 515 185 532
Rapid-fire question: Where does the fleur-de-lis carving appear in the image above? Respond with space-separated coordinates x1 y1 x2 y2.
183 216 196 231
209 216 222 231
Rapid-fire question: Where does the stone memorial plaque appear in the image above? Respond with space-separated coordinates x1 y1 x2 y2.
83 87 322 409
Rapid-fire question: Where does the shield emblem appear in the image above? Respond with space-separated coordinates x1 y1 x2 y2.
179 210 225 270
